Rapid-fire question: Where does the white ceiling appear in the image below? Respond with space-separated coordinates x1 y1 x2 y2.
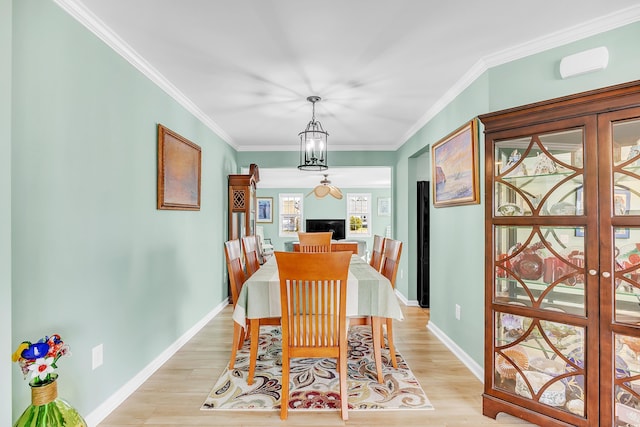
61 0 640 153
57 1 640 187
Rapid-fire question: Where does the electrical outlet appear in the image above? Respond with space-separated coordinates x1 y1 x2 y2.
400 269 403 279
455 304 461 320
92 344 103 370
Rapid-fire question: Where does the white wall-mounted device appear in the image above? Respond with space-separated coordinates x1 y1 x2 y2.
559 46 609 79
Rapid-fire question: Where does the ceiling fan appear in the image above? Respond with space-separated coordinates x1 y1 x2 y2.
307 174 343 199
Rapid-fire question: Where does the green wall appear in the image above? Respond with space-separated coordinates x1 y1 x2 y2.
395 22 640 366
11 0 235 420
1 0 12 423
7 1 640 423
396 75 490 363
256 187 392 254
488 23 640 111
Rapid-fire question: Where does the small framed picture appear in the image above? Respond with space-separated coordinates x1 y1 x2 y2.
257 197 273 223
378 197 391 216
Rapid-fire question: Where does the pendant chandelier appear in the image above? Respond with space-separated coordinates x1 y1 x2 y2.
298 96 329 171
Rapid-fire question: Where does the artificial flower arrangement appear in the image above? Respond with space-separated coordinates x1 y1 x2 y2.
12 334 71 385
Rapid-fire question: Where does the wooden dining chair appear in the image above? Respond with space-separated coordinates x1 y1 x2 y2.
379 238 403 368
224 239 248 368
241 235 261 277
369 234 385 271
297 231 333 253
275 251 352 420
225 240 280 383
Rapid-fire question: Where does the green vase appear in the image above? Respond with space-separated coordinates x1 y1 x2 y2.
13 375 87 427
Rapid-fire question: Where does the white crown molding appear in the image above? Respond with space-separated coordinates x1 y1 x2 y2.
397 59 488 149
239 143 397 152
484 4 640 69
54 1 640 154
397 4 640 150
52 0 236 149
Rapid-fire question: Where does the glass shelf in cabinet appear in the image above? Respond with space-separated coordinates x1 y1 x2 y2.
499 170 575 183
615 287 640 299
614 170 640 185
496 277 585 293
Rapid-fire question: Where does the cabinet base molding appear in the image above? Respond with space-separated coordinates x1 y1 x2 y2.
482 394 580 427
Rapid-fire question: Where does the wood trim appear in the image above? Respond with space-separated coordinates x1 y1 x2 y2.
292 242 359 255
480 80 640 133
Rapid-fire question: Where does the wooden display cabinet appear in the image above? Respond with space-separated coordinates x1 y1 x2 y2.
228 164 259 242
480 81 640 426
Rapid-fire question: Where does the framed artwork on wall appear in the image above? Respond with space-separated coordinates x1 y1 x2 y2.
257 197 273 223
431 119 480 208
157 124 201 210
378 197 391 216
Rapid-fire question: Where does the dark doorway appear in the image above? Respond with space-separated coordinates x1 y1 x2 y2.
417 181 430 308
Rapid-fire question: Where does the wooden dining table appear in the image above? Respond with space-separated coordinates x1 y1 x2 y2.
232 253 404 384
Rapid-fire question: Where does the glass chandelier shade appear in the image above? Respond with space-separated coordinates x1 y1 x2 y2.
298 96 329 171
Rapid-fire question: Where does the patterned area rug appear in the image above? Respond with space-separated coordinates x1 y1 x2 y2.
202 326 433 412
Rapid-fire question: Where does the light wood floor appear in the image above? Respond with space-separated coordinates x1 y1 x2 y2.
98 303 537 426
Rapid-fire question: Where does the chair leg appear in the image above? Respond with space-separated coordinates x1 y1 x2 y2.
229 322 245 368
371 316 384 383
247 319 260 385
280 354 290 420
386 318 397 368
339 343 349 420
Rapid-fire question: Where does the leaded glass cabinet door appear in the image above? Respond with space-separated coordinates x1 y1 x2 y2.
484 116 599 427
599 108 640 426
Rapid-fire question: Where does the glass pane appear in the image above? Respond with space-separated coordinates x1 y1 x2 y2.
614 231 640 325
348 194 369 213
614 333 640 425
613 119 640 216
494 226 585 316
349 215 368 234
494 129 584 217
281 197 300 215
494 312 585 416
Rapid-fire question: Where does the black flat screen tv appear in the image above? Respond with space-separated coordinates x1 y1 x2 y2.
305 219 346 241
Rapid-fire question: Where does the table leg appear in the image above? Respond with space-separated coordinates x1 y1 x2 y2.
371 316 384 383
247 318 260 385
386 318 397 368
229 322 245 369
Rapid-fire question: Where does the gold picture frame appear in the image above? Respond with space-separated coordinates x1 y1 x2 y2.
431 119 480 208
157 124 201 210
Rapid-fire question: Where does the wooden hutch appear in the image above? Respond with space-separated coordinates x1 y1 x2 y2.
228 163 259 241
480 81 640 426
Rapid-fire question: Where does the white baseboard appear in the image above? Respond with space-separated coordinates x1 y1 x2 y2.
84 300 229 427
394 289 420 307
426 320 484 383
84 299 483 426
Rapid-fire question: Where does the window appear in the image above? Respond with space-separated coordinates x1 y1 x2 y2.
279 193 303 237
346 193 371 237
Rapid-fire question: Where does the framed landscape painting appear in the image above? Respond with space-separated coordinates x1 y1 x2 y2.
157 124 201 210
431 119 480 208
